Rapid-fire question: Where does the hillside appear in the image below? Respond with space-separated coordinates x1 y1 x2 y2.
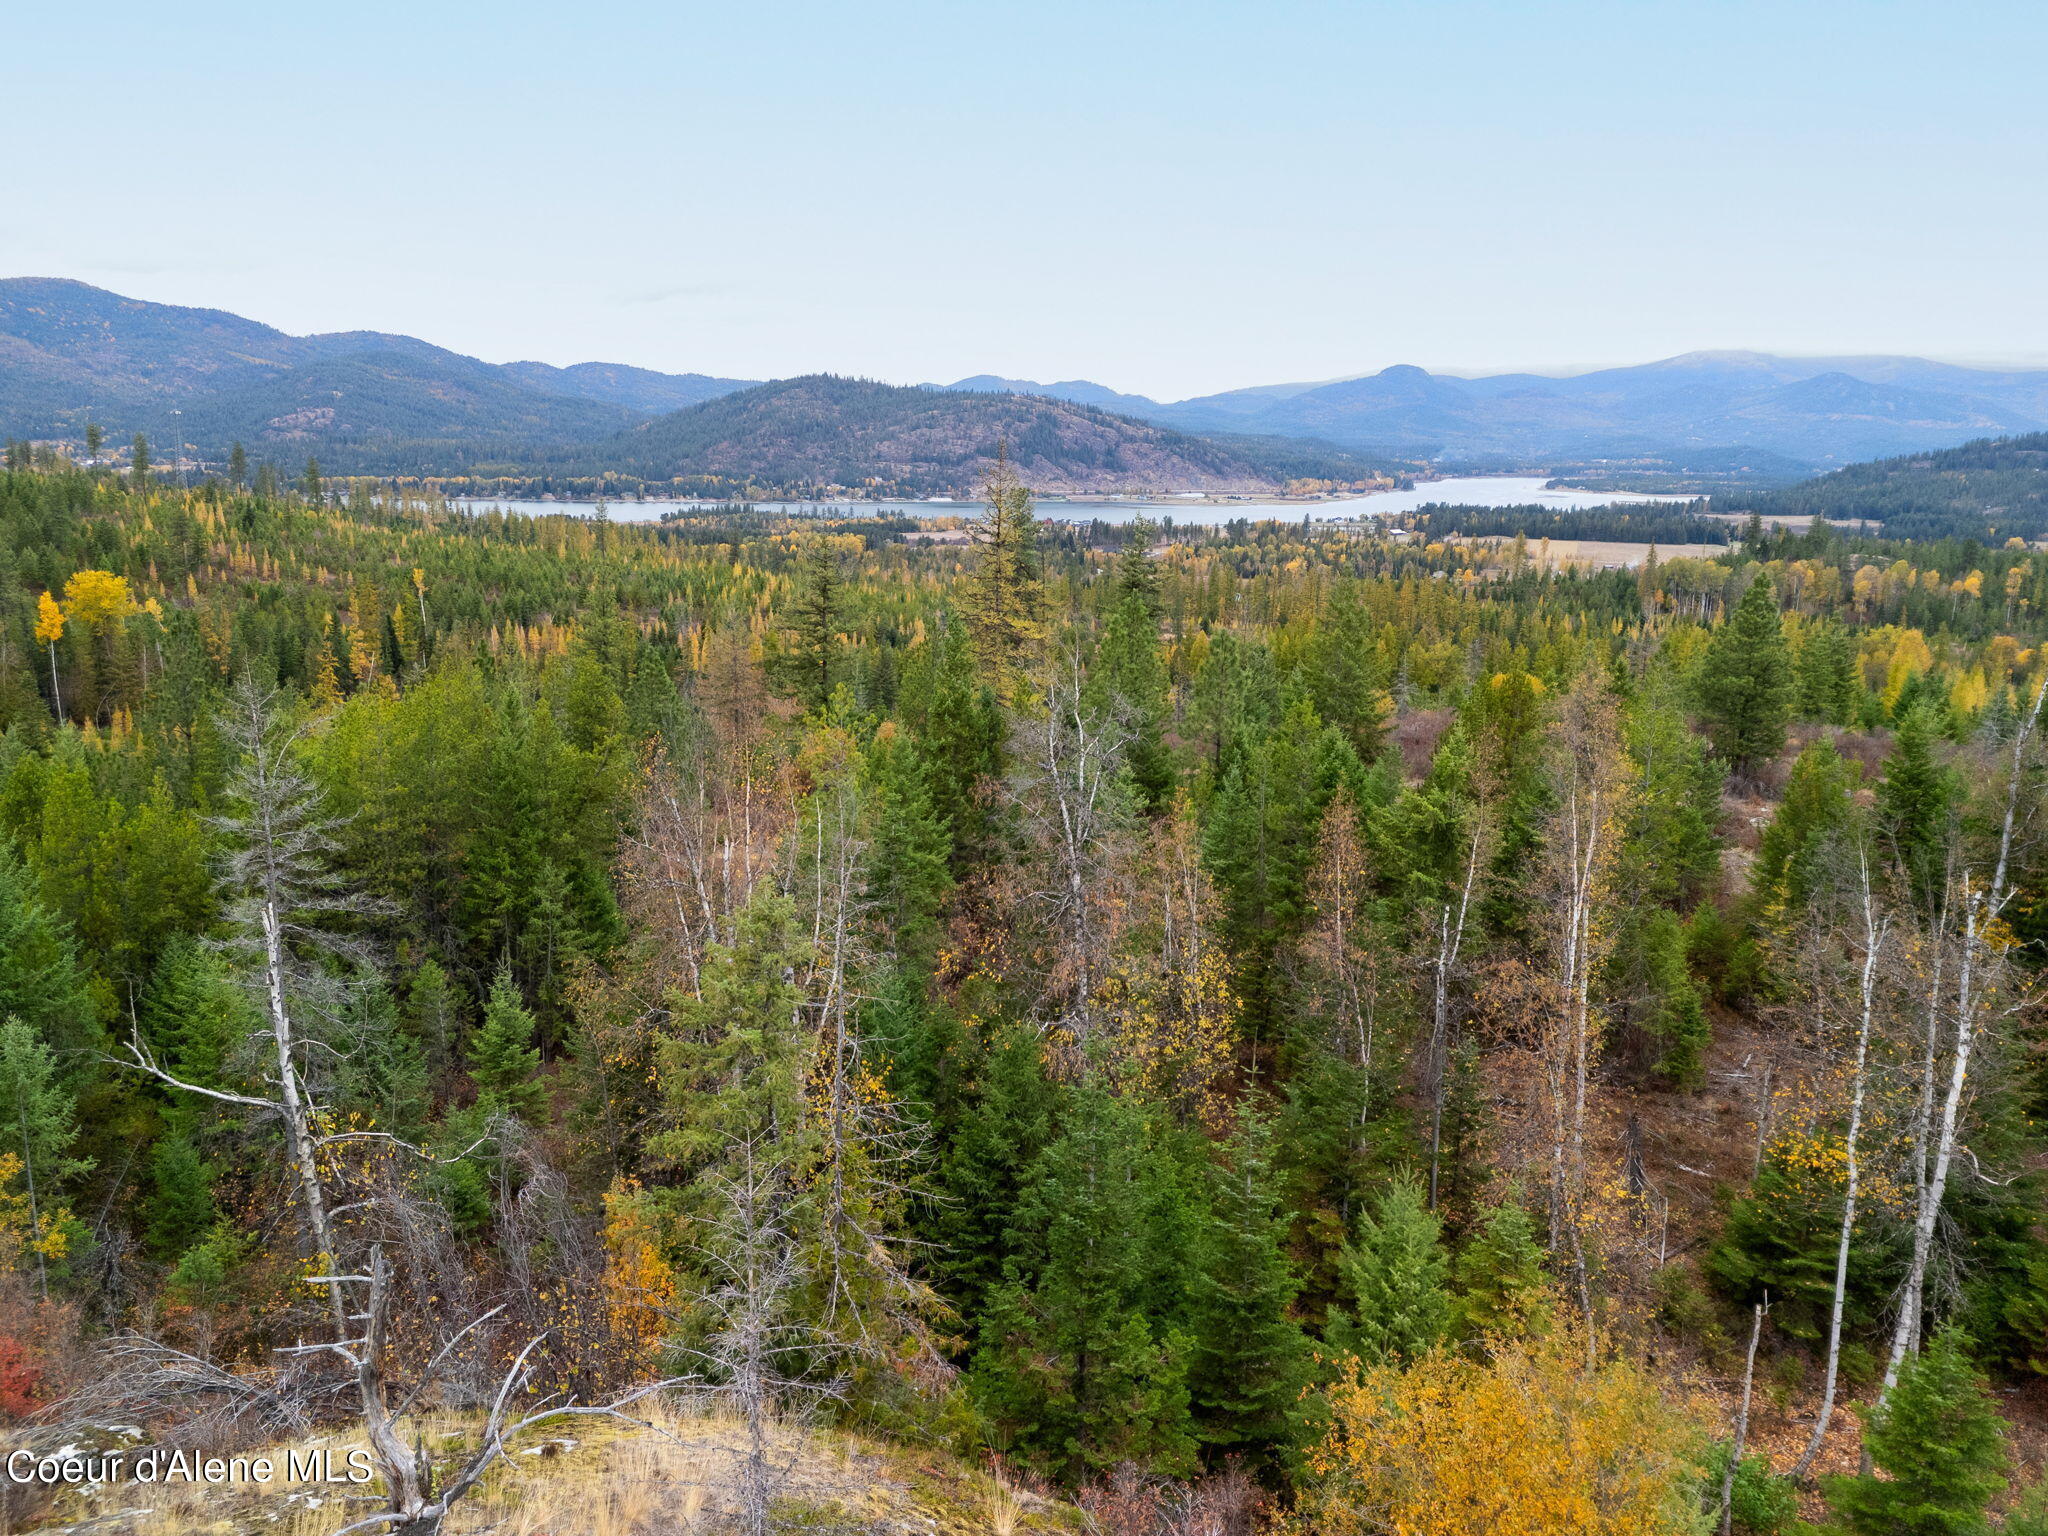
0 277 758 459
6 467 2048 1534
541 374 1388 496
1714 430 2048 540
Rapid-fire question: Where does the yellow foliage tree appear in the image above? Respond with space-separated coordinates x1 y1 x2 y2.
60 569 138 628
600 1178 676 1366
1302 1325 1708 1536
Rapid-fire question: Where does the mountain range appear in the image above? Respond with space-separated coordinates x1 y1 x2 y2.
945 356 2048 466
6 277 2048 486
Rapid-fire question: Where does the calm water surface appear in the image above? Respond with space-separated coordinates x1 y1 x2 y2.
455 475 1688 526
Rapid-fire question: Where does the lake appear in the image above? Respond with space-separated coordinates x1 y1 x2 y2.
452 475 1690 527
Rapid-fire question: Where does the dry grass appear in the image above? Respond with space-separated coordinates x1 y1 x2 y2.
12 1401 1068 1535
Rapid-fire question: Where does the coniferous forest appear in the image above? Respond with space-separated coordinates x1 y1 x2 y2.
7 453 2048 1534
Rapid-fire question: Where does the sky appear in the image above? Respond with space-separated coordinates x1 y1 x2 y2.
7 0 2046 400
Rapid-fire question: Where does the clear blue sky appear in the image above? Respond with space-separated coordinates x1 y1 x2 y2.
8 0 2044 399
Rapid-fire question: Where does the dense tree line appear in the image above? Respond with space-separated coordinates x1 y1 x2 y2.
4 456 2048 1532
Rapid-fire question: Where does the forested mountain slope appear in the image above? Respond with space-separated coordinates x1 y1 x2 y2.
1 461 2048 1533
535 374 1393 497
1716 430 2048 541
0 277 757 458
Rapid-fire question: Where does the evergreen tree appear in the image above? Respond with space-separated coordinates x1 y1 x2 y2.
130 433 150 482
1877 703 1959 912
928 1021 1053 1321
1698 574 1793 775
1451 1195 1550 1339
0 1017 90 1192
1305 583 1388 761
861 726 952 957
140 934 256 1091
302 456 322 500
779 534 842 708
145 1133 216 1260
468 966 546 1122
972 1082 1197 1481
962 455 1045 700
1827 1327 2006 1536
1328 1178 1452 1365
1092 587 1174 812
0 841 99 1065
1186 1107 1311 1462
404 957 461 1076
227 441 247 487
1797 621 1861 725
1751 741 1856 925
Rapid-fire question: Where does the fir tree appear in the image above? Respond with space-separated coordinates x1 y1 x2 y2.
1698 573 1793 776
1306 583 1388 762
1186 1107 1312 1463
468 966 546 1123
1092 587 1174 812
0 842 99 1065
972 1082 1197 1481
1328 1178 1451 1365
404 957 460 1076
779 534 842 708
1451 1195 1550 1339
1751 741 1856 925
227 441 247 487
1827 1327 2006 1536
928 1021 1053 1321
1797 621 1861 725
145 1133 216 1260
1877 703 1959 913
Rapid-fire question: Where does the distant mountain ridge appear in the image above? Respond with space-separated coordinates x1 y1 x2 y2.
0 277 759 452
529 375 1391 498
5 278 2048 478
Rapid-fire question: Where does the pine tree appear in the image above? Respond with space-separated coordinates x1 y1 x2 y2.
227 441 247 487
130 433 151 483
302 457 322 500
469 966 546 1122
1328 1178 1452 1365
1698 573 1793 776
1828 1327 2006 1536
1451 1195 1551 1339
1186 1107 1311 1462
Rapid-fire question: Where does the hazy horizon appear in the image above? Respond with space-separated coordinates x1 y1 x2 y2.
9 0 2045 398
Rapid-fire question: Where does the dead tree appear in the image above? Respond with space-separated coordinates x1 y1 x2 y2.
1881 670 2048 1394
1793 845 1889 1481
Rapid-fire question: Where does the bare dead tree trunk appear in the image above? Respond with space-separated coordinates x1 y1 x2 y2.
1881 669 2046 1398
1794 850 1886 1481
1427 827 1483 1211
1722 1298 1767 1536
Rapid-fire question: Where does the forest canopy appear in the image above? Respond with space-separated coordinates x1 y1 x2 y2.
2 455 2048 1533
